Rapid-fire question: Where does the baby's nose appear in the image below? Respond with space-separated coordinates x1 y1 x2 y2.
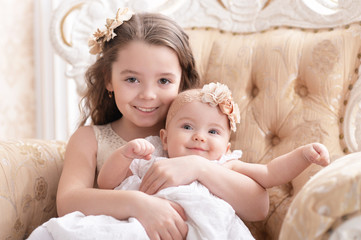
192 133 206 142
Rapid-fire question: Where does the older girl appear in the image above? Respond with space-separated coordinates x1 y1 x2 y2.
29 8 268 240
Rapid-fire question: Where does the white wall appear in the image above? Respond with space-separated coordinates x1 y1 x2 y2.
0 0 36 139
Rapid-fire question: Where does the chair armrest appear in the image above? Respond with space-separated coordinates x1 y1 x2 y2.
0 139 66 239
329 211 361 239
279 152 361 240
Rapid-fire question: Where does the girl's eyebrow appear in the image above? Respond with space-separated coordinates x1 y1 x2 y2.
120 69 177 77
158 72 177 77
120 69 139 75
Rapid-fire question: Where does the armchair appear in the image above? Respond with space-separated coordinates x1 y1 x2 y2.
1 0 361 239
0 139 65 239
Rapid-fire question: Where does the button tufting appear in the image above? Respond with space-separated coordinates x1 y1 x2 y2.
251 87 259 97
297 85 308 97
271 136 280 146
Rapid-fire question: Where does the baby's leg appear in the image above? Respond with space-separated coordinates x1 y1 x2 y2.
302 143 330 166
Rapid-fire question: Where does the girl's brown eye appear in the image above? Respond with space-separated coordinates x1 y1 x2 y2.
126 77 138 83
159 78 170 84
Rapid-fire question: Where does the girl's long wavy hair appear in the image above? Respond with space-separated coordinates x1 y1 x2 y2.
79 12 200 126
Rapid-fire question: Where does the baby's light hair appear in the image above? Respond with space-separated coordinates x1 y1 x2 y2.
165 89 201 129
166 82 241 132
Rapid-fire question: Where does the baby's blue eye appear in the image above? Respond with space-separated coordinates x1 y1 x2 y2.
159 78 171 85
126 77 138 83
209 129 219 135
182 124 192 130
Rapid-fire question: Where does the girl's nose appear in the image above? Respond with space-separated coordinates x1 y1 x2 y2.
139 86 156 100
192 133 206 142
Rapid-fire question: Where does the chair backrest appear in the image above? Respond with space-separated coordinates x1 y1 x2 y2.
50 0 361 238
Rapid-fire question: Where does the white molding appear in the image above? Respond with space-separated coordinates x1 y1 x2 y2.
34 0 55 140
34 0 76 141
50 0 361 93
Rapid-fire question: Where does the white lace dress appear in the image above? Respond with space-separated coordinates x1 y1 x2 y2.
116 135 254 240
28 124 254 240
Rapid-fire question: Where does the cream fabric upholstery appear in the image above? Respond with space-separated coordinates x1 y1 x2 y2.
1 7 361 240
185 25 361 239
0 139 65 239
280 152 361 239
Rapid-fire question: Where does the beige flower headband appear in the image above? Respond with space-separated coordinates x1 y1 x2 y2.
200 82 240 132
166 82 241 132
88 7 134 55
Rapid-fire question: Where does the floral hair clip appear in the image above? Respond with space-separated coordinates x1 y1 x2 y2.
88 7 134 55
200 82 241 132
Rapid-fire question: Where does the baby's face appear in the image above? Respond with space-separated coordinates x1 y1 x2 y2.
161 101 231 160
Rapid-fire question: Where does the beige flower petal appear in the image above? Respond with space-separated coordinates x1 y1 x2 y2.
200 82 240 132
88 7 134 55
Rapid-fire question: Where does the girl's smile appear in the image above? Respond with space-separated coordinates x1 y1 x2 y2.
134 106 159 113
107 41 182 132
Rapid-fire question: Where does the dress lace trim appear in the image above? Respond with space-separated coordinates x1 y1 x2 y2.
93 123 127 172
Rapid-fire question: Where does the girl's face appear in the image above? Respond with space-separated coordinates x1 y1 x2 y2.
160 101 231 160
107 41 182 129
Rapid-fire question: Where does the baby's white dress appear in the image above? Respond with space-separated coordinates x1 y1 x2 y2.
28 124 254 240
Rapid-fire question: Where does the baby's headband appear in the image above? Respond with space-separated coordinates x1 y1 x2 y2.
201 82 240 132
166 82 241 132
88 7 134 55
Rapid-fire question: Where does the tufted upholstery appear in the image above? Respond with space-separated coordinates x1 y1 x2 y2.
186 25 361 239
1 6 361 240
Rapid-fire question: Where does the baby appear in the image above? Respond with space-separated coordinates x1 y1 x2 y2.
97 82 330 239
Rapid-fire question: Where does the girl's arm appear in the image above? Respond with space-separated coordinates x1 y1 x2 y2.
224 143 330 189
139 155 269 221
57 126 188 240
97 138 154 189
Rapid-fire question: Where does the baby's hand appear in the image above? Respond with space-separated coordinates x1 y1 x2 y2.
302 143 330 166
122 138 155 160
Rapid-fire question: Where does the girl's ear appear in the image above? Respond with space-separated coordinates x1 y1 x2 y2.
159 129 168 151
105 81 113 92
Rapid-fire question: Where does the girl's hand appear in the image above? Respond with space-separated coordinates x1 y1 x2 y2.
122 138 155 160
302 143 330 167
139 155 206 194
134 193 188 240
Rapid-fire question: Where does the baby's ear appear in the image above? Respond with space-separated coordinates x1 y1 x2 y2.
226 142 231 153
159 129 168 151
